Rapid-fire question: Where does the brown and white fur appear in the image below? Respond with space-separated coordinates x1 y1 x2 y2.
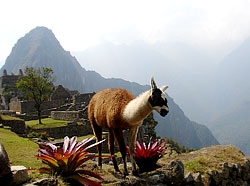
88 77 169 177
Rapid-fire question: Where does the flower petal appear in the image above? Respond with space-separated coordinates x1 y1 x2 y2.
63 136 70 154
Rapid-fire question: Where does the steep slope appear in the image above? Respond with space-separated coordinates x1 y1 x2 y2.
156 96 219 149
0 26 218 149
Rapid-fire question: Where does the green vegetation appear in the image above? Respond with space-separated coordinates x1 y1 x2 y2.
165 137 196 153
77 134 95 141
1 114 22 120
184 157 214 174
27 131 49 140
0 128 43 168
26 118 69 129
17 67 55 124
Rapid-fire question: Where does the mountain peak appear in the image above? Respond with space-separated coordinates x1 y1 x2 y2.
1 26 64 75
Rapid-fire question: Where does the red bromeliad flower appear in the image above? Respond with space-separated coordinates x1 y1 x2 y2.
134 139 167 172
35 136 107 186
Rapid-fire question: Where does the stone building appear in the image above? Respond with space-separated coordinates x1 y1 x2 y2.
0 69 23 109
50 85 71 101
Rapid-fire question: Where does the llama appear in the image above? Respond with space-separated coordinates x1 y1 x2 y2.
88 77 169 177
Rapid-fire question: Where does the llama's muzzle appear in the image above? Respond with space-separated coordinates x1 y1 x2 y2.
160 108 169 117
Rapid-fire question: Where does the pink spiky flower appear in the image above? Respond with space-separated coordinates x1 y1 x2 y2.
35 136 107 186
134 138 167 172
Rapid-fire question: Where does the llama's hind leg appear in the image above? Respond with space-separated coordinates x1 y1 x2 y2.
108 129 120 173
112 128 129 178
91 122 103 168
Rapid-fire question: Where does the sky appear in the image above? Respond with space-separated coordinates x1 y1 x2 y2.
1 0 250 67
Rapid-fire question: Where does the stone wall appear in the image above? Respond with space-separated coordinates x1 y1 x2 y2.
9 99 65 114
26 122 92 139
73 93 95 104
0 75 19 88
51 111 83 121
0 118 26 134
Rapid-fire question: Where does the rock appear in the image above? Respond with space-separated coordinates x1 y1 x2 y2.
120 175 147 186
0 123 3 128
229 164 238 179
11 166 29 185
193 172 204 186
30 178 57 186
164 160 184 185
148 174 165 184
242 159 250 181
0 143 13 185
184 172 194 184
220 164 230 179
206 169 217 186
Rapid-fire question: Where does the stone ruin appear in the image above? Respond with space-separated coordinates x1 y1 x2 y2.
0 69 24 109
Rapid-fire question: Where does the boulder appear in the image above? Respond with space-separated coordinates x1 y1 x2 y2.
148 173 165 184
193 172 204 186
184 172 195 184
164 160 184 185
0 143 13 185
11 166 29 185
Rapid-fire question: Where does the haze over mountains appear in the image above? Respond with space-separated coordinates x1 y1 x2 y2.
0 26 219 150
73 32 250 155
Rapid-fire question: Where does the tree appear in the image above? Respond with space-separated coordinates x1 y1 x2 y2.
17 67 54 124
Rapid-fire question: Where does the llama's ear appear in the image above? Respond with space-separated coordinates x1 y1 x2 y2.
151 77 157 91
160 85 168 92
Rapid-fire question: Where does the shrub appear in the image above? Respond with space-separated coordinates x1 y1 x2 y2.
165 137 196 154
34 136 107 186
134 138 167 172
27 131 49 140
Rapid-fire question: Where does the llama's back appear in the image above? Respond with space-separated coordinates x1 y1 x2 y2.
88 88 135 129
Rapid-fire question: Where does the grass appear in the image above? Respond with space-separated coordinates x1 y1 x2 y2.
184 157 215 174
0 128 43 168
26 118 69 129
1 114 23 120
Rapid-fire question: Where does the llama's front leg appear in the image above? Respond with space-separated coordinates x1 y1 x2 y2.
112 128 129 178
129 126 139 176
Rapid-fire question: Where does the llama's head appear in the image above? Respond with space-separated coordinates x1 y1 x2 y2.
149 77 169 117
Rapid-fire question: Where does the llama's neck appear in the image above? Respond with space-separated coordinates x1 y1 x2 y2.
122 90 153 125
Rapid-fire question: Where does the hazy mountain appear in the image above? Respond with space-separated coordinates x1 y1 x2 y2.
209 101 250 155
0 26 219 149
214 36 250 111
207 36 250 155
